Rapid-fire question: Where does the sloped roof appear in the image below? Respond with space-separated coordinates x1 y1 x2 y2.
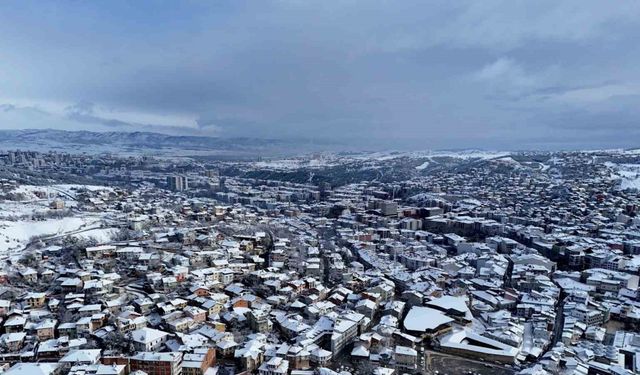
403 306 453 332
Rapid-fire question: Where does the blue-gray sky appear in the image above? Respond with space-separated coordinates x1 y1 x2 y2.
1 1 640 150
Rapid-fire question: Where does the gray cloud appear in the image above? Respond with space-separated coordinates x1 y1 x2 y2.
64 101 136 130
0 1 639 149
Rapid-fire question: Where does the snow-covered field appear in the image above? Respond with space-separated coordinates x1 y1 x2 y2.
54 184 112 192
72 227 119 243
8 185 51 200
254 159 307 170
0 184 91 220
415 161 430 170
53 184 113 195
0 183 115 257
355 150 510 161
0 200 51 219
253 150 511 171
4 184 111 202
0 215 103 256
0 183 113 219
493 156 522 168
253 157 339 170
606 163 640 190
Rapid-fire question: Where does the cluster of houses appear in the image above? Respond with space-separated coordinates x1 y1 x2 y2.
0 150 639 375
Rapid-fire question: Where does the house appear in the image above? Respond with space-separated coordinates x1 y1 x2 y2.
60 349 102 366
190 286 210 297
216 336 238 358
0 300 10 316
129 352 183 375
286 345 311 370
403 306 454 339
356 298 377 320
167 317 194 333
425 295 473 325
235 338 265 372
50 199 65 210
258 357 289 375
37 336 87 359
4 363 61 375
394 346 417 370
21 268 38 283
331 318 358 355
184 306 207 323
310 346 332 367
4 313 26 333
75 317 93 335
181 348 216 375
24 292 47 308
85 245 116 259
61 278 84 293
58 322 78 338
248 309 273 333
133 298 154 314
35 319 57 341
116 311 147 333
129 328 169 352
95 364 127 375
201 299 224 316
1 332 26 352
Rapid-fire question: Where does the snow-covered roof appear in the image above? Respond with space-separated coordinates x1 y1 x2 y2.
439 328 519 361
4 363 60 375
60 349 102 364
426 295 468 313
403 306 453 332
129 327 168 344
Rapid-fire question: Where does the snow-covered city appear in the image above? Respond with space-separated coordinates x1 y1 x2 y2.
3 1 640 375
0 145 639 375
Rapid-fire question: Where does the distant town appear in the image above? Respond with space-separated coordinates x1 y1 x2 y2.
0 145 639 375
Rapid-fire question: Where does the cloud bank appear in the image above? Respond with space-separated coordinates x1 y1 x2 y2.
1 1 639 149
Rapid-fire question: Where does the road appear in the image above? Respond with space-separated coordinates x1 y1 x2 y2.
47 185 79 201
125 284 148 300
423 349 516 375
549 292 566 348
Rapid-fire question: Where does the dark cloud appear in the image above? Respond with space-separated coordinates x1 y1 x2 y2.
0 1 640 149
64 101 133 129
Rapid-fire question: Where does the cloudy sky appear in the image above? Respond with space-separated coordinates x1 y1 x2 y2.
1 1 640 150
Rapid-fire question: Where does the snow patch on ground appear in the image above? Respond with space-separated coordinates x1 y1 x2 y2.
254 157 338 170
607 163 640 190
251 150 512 171
415 161 430 170
0 184 87 219
460 199 483 206
0 201 51 219
494 156 521 167
355 150 510 161
8 185 50 201
0 216 101 255
7 184 111 201
54 184 112 192
73 227 118 243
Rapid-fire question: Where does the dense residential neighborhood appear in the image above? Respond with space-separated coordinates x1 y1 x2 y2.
0 147 639 375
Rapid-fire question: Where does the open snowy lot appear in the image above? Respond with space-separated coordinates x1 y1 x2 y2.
0 212 106 258
0 184 114 219
606 162 640 190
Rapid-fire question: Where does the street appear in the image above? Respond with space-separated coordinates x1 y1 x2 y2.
422 350 516 375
